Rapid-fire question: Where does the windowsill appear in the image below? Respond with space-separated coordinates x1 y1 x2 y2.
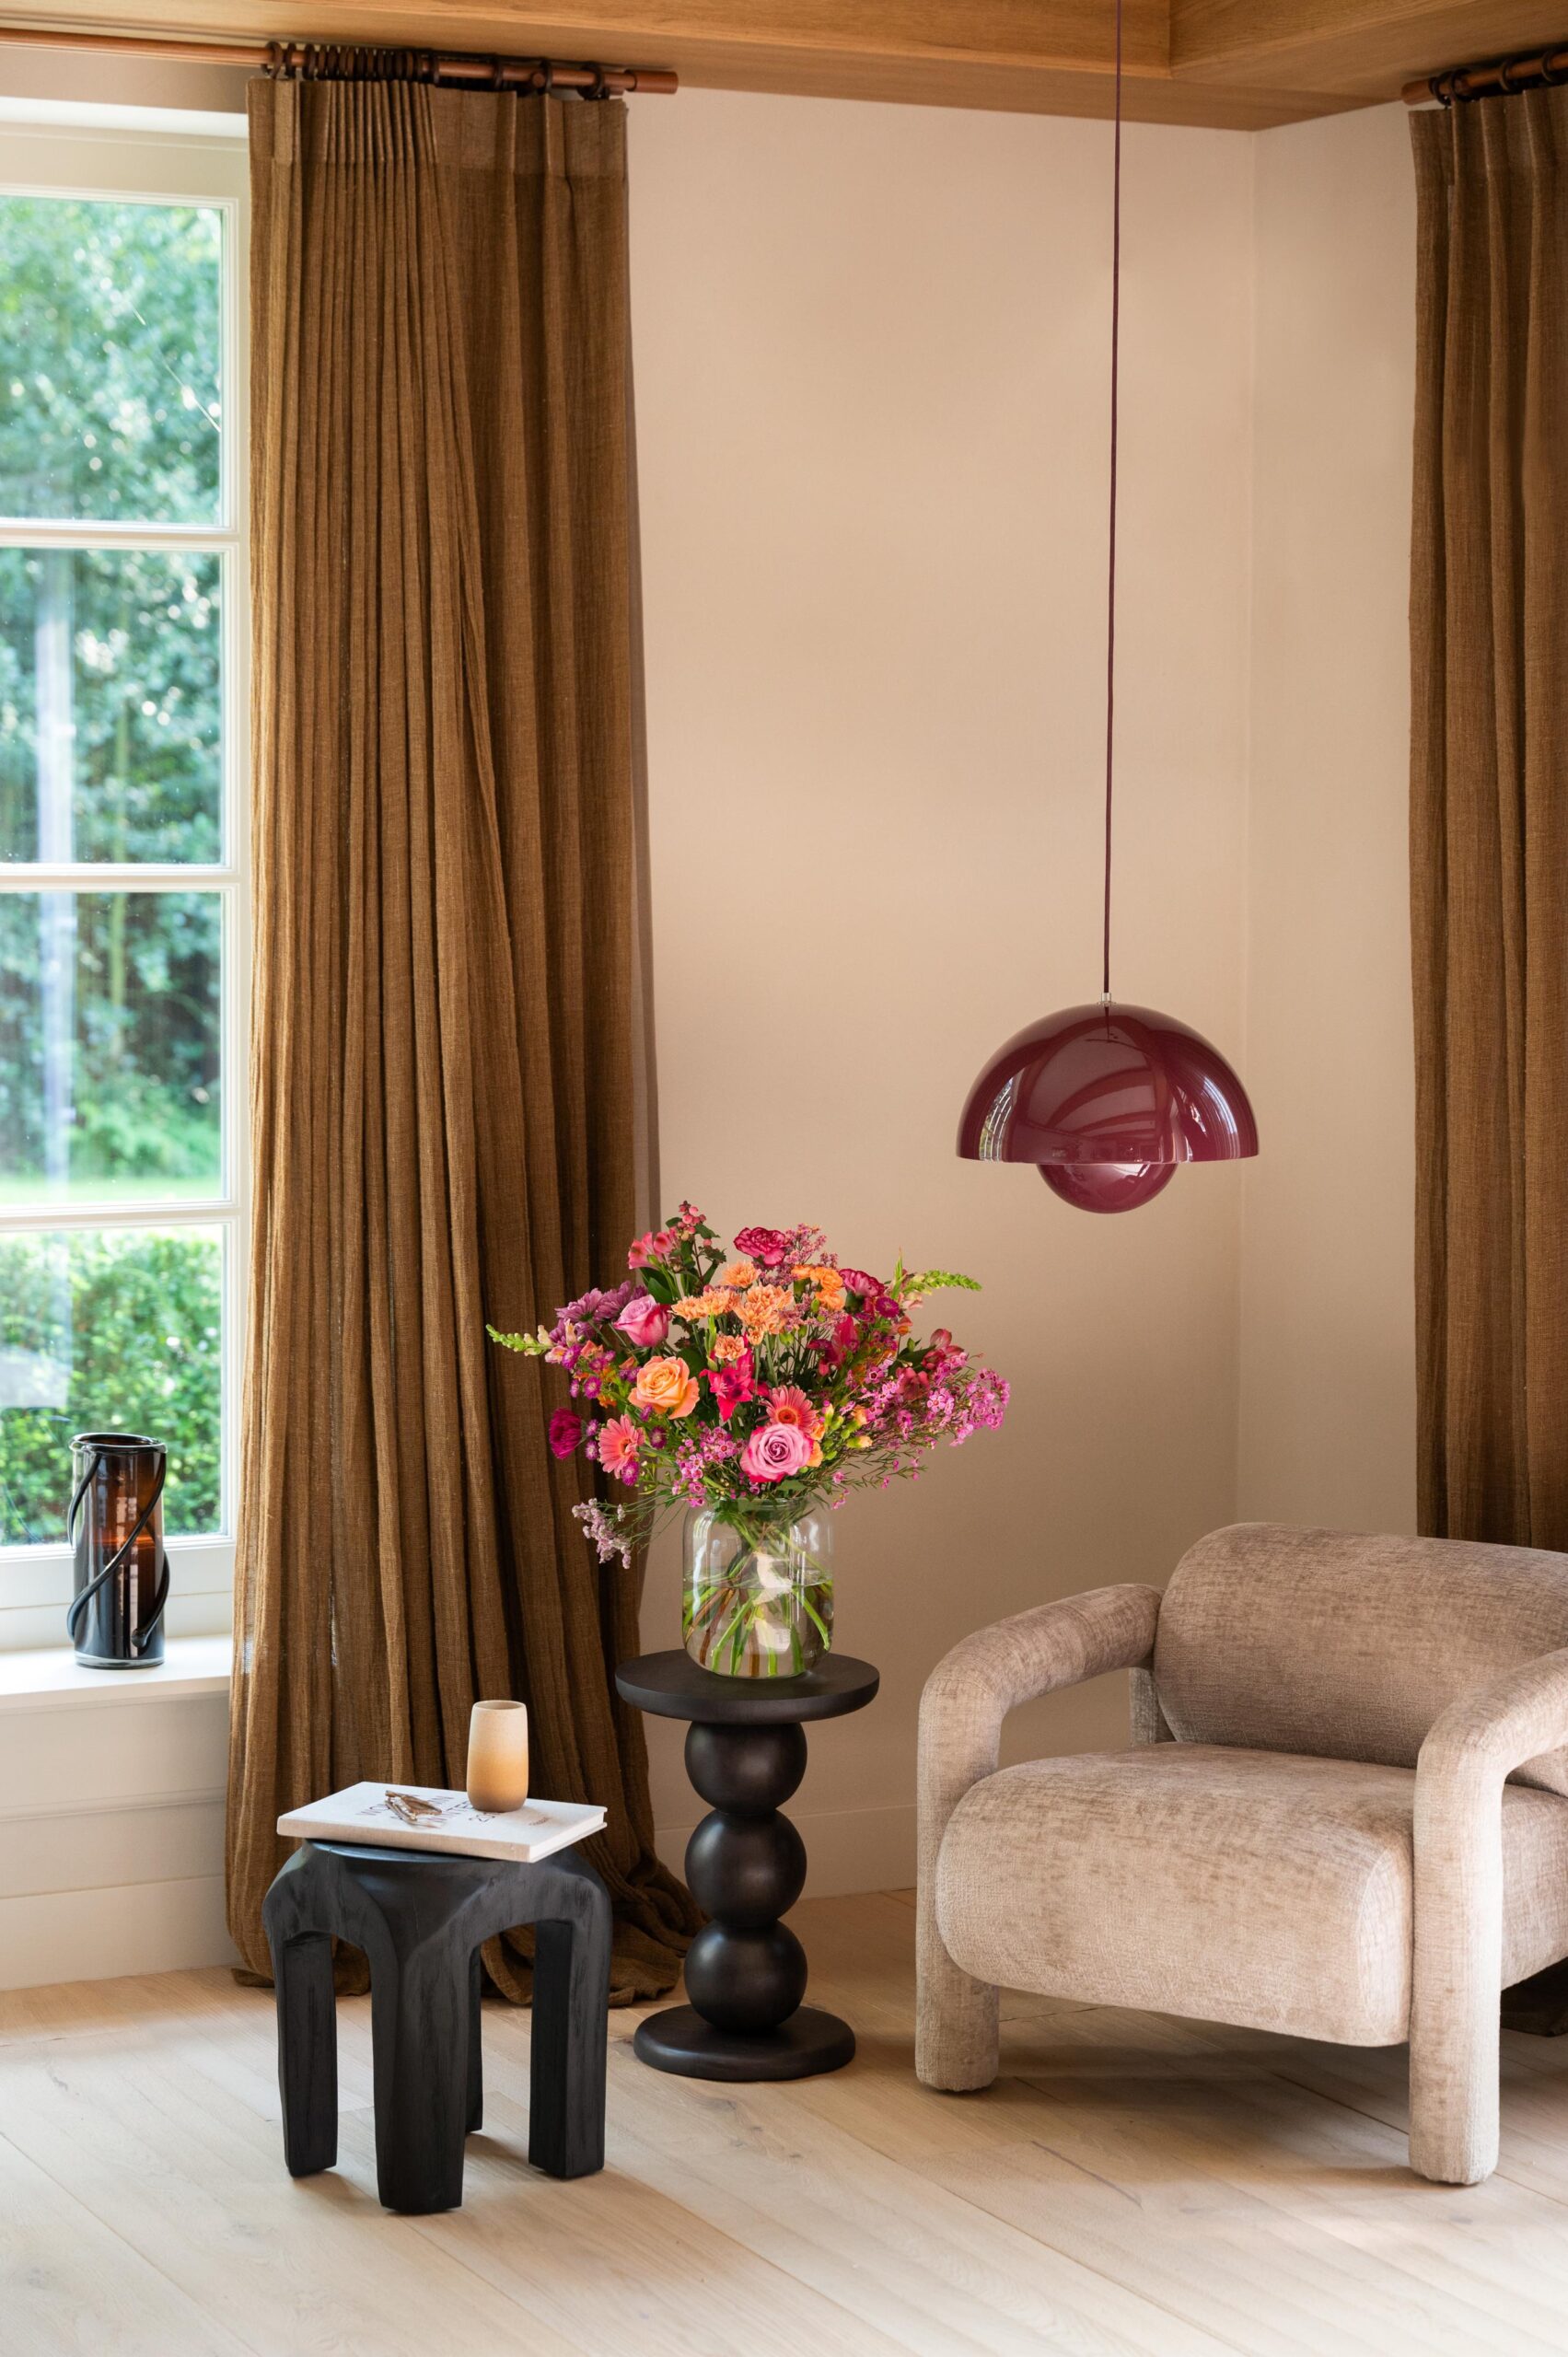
0 1633 231 1713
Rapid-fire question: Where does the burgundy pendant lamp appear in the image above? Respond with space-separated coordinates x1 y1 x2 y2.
956 0 1257 1214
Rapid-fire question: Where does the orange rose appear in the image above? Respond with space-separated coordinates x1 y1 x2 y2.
631 1354 701 1419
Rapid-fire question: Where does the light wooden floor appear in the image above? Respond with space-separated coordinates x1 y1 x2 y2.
7 1890 1568 2356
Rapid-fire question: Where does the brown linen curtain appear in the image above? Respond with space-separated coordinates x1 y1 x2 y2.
228 74 698 2000
1411 88 1568 1547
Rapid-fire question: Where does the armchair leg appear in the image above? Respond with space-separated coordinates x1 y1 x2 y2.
915 1890 998 2092
1410 2005 1498 2187
1411 1771 1502 2187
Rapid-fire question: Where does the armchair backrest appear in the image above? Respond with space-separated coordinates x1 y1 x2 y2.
1154 1522 1568 1795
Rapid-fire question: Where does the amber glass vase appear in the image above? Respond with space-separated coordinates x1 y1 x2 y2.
65 1432 170 1668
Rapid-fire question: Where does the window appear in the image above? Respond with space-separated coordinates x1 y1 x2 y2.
0 121 248 1647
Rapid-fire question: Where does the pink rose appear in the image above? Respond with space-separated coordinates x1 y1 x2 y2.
734 1225 790 1269
548 1407 583 1458
615 1292 670 1349
740 1421 814 1483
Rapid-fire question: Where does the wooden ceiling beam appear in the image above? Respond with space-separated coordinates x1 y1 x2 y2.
1169 0 1568 96
0 0 1363 125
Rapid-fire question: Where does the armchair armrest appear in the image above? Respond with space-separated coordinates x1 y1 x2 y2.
915 1583 1161 2090
1418 1648 1568 1792
920 1583 1163 1827
1411 1648 1568 2184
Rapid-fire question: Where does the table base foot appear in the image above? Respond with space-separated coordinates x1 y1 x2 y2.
633 2002 855 2082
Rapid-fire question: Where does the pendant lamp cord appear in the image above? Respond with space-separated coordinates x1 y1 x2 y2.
1101 0 1123 1008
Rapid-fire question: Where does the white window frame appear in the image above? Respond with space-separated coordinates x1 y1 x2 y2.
0 119 249 1650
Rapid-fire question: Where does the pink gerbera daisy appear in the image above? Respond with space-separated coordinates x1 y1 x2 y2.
768 1385 825 1442
598 1415 642 1483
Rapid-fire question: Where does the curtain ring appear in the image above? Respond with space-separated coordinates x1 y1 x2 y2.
1496 54 1523 93
489 55 508 91
584 62 610 99
535 57 555 96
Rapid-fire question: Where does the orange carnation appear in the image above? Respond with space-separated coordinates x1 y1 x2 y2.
738 1283 793 1339
631 1354 701 1419
711 1334 749 1364
675 1288 731 1321
716 1260 758 1289
794 1263 846 1315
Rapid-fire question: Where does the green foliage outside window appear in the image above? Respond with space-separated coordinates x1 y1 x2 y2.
0 195 228 1545
0 1229 222 1543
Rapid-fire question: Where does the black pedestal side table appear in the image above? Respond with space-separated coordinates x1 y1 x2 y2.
262 1839 610 2213
615 1649 878 2082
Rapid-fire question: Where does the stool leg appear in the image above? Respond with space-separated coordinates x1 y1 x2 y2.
368 1949 471 2213
467 1946 483 2132
273 1931 338 2178
529 1890 610 2179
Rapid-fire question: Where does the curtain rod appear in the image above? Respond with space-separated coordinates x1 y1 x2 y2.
0 22 678 93
1403 45 1568 104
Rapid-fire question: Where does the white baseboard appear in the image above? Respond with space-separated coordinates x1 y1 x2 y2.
0 1872 238 1992
656 1799 915 1900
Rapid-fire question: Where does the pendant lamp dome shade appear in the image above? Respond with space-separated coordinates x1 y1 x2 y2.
957 1003 1258 1214
952 0 1258 1214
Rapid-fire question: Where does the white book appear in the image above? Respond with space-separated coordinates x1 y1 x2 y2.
277 1781 607 1865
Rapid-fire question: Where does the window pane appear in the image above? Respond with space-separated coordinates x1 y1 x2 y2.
0 197 221 524
0 889 220 1202
0 1225 221 1542
0 547 221 862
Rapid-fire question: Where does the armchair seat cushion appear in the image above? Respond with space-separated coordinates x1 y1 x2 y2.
935 1745 1568 2047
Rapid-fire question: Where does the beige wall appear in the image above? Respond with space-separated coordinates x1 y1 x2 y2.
629 91 1256 1887
1239 103 1418 1536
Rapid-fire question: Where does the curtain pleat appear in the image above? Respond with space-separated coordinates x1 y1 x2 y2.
229 77 698 2000
1411 88 1568 1546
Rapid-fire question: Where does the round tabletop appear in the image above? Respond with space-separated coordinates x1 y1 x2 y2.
615 1650 879 1725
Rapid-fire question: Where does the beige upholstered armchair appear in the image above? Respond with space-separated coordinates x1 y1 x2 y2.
917 1523 1568 2186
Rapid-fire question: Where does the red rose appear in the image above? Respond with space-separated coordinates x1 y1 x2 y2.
548 1407 583 1458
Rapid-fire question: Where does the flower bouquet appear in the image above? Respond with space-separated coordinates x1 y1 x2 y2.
490 1204 1008 1678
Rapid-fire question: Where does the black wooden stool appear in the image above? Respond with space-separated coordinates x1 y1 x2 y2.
262 1839 610 2214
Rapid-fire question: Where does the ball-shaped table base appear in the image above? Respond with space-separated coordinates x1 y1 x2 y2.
614 1651 879 2082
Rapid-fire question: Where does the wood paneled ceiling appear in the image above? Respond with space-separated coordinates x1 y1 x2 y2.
10 1 1563 125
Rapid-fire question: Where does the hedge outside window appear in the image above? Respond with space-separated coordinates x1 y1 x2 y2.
0 156 244 1568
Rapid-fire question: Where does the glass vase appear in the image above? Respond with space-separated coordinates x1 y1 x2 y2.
683 1506 833 1678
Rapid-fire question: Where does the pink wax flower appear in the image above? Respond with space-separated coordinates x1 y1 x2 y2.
615 1292 670 1349
598 1415 642 1483
548 1407 582 1459
734 1225 790 1269
740 1422 814 1483
707 1357 757 1423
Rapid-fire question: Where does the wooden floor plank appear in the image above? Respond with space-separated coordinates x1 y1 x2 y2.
10 1894 1568 2357
0 2130 254 2357
497 2014 1236 2357
0 2022 588 2357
